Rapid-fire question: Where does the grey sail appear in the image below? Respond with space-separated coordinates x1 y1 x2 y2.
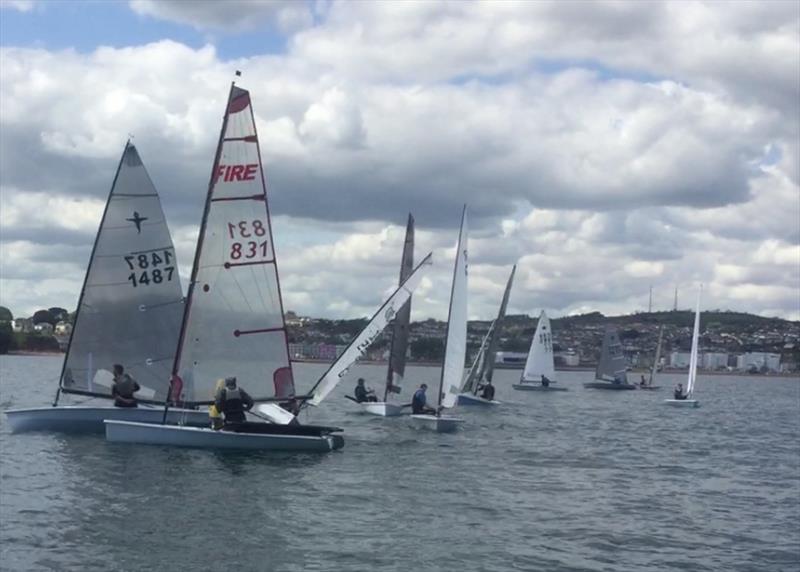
462 265 516 394
595 326 627 383
648 325 664 385
60 143 184 402
384 214 415 401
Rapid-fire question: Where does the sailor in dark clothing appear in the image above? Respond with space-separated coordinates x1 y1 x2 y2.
354 378 378 403
214 377 254 424
479 380 495 400
541 375 551 388
111 364 140 408
674 383 687 400
411 383 436 415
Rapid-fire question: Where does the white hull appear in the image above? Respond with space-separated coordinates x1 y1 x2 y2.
512 383 568 392
664 399 700 408
361 402 405 417
410 414 463 433
5 406 208 434
456 393 500 406
105 421 342 452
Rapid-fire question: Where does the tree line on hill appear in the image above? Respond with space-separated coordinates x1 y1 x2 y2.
0 306 70 354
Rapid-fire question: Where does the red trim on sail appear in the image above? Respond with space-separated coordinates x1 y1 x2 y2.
224 260 274 269
210 195 265 202
228 91 251 114
233 327 286 337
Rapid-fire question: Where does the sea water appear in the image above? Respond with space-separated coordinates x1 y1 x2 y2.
1 355 798 571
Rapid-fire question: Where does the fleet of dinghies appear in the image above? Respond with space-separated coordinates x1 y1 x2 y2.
4 80 706 450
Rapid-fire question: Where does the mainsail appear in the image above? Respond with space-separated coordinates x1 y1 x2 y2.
686 287 702 396
595 326 627 383
59 143 184 402
172 84 294 403
384 214 415 401
463 264 515 394
308 253 434 407
521 310 556 383
439 206 469 409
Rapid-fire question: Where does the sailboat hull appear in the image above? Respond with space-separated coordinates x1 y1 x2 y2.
410 414 463 433
456 393 500 405
582 382 638 390
5 406 208 434
664 399 700 408
361 402 405 416
104 421 343 451
512 383 568 392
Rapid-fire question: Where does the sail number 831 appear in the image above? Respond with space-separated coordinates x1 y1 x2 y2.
124 250 175 287
228 220 268 261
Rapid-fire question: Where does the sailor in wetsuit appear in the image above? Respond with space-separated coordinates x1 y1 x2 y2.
411 383 436 415
479 380 495 400
214 377 254 424
354 378 378 403
111 364 140 408
673 383 687 400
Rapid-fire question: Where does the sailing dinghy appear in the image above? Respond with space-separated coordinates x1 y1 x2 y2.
352 214 416 417
5 142 207 433
583 325 637 390
638 325 664 390
513 310 568 392
665 288 702 408
457 265 515 405
411 206 469 432
105 84 344 451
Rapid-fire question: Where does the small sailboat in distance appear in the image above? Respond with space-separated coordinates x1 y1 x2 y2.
583 325 638 390
513 310 568 391
5 142 207 433
411 206 468 432
638 324 664 390
665 287 702 407
458 265 515 405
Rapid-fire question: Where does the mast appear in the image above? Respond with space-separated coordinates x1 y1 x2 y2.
54 141 130 406
384 213 415 402
436 205 467 410
482 264 515 385
165 83 235 415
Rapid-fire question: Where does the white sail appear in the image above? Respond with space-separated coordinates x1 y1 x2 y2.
173 85 294 404
595 326 627 383
686 287 702 396
308 253 434 407
439 206 469 409
60 143 184 402
521 310 556 382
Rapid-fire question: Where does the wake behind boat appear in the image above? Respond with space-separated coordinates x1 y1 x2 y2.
5 142 206 433
512 310 568 392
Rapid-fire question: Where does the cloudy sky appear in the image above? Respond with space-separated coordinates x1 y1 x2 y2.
1 0 798 322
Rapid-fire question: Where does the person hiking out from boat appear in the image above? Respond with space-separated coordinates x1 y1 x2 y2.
479 380 495 400
214 376 254 425
674 383 687 400
209 379 225 430
354 378 377 403
541 375 551 387
411 383 436 415
111 364 140 408
640 375 647 387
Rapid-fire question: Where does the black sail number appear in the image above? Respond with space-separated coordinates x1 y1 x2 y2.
125 249 175 287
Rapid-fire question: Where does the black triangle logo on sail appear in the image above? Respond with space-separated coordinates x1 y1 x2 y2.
126 211 148 234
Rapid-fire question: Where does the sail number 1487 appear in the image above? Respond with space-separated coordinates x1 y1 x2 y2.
124 249 175 287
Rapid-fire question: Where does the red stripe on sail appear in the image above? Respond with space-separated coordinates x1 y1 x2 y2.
228 91 251 114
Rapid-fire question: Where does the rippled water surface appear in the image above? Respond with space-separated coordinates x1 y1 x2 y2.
1 355 799 571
